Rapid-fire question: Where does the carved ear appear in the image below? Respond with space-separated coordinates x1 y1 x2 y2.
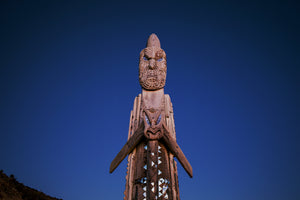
139 49 145 58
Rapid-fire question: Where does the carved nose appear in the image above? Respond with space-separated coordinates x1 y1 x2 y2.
149 59 156 69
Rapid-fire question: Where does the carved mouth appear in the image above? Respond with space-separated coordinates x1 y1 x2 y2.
146 77 157 83
147 130 160 135
140 69 166 90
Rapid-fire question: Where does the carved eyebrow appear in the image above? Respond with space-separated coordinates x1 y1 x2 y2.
144 52 153 59
144 48 152 53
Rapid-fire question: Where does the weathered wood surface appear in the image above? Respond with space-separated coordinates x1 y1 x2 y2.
125 94 141 200
110 125 144 173
127 94 142 200
111 94 192 199
124 109 133 200
146 140 158 199
164 94 177 200
110 34 193 200
161 125 193 178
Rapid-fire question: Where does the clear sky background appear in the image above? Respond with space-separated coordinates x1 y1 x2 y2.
0 0 299 200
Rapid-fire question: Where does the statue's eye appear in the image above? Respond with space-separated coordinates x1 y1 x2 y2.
145 115 150 125
156 114 161 125
143 56 148 61
157 58 163 62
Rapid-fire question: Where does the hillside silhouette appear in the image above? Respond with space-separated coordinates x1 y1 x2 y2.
0 170 62 200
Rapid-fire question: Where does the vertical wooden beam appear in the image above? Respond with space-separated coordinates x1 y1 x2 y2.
146 140 158 200
136 94 141 125
124 110 134 200
134 142 147 200
165 94 179 200
174 160 180 200
126 95 140 200
169 154 176 200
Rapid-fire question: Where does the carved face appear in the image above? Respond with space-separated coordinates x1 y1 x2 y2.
139 47 167 90
143 108 164 140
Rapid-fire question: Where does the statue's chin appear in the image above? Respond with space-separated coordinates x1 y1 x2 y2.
140 77 165 91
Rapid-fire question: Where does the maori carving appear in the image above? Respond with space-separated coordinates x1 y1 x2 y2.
139 35 167 90
110 34 192 200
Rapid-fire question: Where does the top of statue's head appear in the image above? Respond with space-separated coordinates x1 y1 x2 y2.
146 33 161 48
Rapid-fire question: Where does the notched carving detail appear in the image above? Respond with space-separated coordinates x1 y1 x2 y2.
143 109 164 140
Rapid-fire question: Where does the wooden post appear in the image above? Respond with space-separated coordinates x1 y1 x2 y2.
110 34 193 200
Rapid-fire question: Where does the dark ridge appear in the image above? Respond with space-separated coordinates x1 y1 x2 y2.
0 170 62 200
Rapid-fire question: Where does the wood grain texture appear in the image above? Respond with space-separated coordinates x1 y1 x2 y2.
110 123 144 173
162 124 193 178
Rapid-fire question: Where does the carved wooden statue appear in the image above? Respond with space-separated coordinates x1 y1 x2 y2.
110 34 193 200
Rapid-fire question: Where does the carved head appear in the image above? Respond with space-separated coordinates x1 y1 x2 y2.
139 34 167 90
143 108 164 140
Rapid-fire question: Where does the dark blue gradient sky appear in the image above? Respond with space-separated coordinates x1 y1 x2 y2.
0 0 299 199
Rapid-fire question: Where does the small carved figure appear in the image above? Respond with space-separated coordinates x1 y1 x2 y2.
110 34 192 200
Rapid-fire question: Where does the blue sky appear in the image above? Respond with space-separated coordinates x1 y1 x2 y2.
0 0 299 199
